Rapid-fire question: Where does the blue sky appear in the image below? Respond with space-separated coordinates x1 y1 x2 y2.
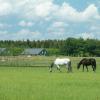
0 0 100 40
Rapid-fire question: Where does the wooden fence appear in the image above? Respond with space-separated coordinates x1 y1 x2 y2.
0 56 55 67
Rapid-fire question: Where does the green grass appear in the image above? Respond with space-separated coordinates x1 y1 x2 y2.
0 57 100 100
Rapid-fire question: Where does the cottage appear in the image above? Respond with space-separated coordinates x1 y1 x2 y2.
0 48 8 55
21 48 47 56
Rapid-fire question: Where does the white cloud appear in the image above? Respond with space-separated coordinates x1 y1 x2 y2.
0 29 40 40
55 3 100 22
18 20 33 27
0 0 100 40
0 30 8 34
14 2 100 22
17 29 40 35
48 22 67 36
34 2 53 17
0 1 12 16
0 30 9 40
0 0 100 22
13 0 55 19
11 29 41 40
51 21 69 28
0 23 12 29
90 25 100 31
82 32 94 39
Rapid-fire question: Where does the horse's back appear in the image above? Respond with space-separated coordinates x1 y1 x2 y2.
54 58 70 65
81 58 96 62
81 58 96 66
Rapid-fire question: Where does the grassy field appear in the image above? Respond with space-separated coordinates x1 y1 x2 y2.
0 56 100 100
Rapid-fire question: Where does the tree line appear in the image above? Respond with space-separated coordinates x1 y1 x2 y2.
0 38 100 56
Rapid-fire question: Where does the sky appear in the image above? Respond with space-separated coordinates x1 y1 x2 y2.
0 0 100 40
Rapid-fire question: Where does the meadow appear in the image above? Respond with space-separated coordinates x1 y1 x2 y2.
0 56 100 100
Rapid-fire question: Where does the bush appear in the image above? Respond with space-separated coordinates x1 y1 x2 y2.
47 48 60 56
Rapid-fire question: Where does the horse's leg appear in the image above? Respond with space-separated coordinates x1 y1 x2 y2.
67 66 71 73
66 64 69 73
86 66 88 72
92 65 94 71
65 64 69 72
70 66 72 72
57 65 61 72
93 65 96 72
83 65 84 72
49 67 52 72
67 61 72 72
57 67 59 70
94 65 96 72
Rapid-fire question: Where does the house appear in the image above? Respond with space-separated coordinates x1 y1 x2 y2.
21 48 48 56
0 48 8 55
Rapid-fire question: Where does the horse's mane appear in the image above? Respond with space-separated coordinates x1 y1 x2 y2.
81 58 95 62
80 58 87 63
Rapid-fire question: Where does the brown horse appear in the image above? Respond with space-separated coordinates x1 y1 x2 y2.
77 58 96 72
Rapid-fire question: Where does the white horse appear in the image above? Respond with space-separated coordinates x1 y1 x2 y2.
49 58 72 72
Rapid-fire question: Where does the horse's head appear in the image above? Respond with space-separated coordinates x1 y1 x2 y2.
49 62 54 72
50 62 54 68
77 62 81 69
77 59 84 69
